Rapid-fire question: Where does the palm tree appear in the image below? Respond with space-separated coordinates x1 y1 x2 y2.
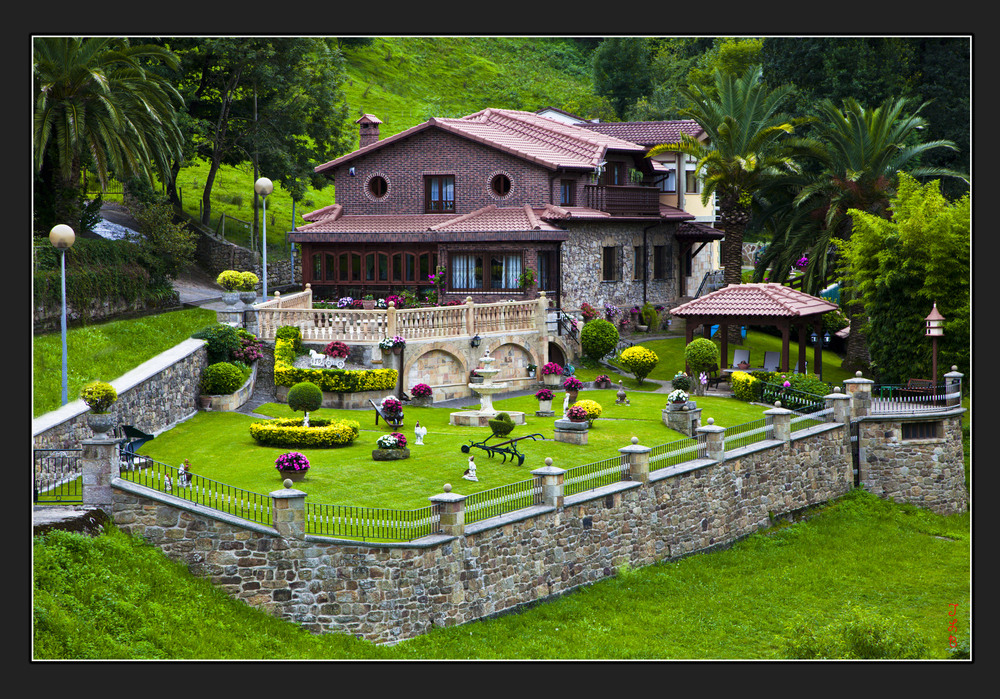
752 96 964 369
649 66 805 305
33 37 185 230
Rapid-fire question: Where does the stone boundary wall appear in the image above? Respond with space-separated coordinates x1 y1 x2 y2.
187 214 298 291
32 338 208 450
106 418 854 645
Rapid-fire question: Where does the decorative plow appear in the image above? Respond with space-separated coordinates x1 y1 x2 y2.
461 433 544 466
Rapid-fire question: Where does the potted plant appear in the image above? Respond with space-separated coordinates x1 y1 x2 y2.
80 380 117 436
362 294 376 310
411 383 433 407
580 302 598 324
337 296 354 309
216 270 243 307
566 404 589 423
373 432 410 461
387 335 406 354
594 374 612 389
517 268 536 289
470 369 484 384
563 375 584 402
535 388 554 414
379 396 404 425
275 451 310 482
667 388 689 410
671 371 692 392
526 363 537 378
237 271 259 306
541 361 563 386
574 398 603 427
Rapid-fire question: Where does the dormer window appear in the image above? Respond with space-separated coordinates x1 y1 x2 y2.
425 175 455 213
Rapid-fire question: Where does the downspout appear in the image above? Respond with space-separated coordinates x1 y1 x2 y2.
642 222 659 306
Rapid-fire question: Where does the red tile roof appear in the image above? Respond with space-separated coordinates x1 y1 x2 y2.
670 283 839 318
294 205 564 235
578 120 705 147
314 108 646 175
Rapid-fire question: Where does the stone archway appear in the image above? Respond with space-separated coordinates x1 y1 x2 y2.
404 346 467 403
547 341 566 368
489 342 535 380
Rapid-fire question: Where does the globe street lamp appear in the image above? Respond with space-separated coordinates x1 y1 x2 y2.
254 177 274 299
49 224 75 405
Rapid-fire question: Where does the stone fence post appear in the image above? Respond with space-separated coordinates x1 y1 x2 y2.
531 457 566 507
271 483 306 539
697 418 726 462
430 484 466 537
618 436 651 484
465 296 476 337
844 372 874 419
81 436 119 513
825 387 851 425
764 403 792 443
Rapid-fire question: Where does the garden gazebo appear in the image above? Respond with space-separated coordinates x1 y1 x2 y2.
670 283 839 377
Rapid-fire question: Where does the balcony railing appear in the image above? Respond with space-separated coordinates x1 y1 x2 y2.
584 184 661 216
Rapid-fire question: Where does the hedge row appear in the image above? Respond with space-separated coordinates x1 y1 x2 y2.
272 337 398 392
249 417 361 448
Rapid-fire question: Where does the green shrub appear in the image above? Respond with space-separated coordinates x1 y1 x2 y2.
192 323 244 364
639 303 658 331
580 319 619 361
574 399 603 423
275 325 303 354
79 381 117 413
249 417 360 448
618 345 659 385
684 338 720 376
488 412 515 437
670 372 692 392
200 362 245 395
273 338 397 392
288 381 323 415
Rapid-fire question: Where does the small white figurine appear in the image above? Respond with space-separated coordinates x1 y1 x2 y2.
163 474 173 493
463 455 478 482
177 459 192 487
414 421 427 445
309 349 326 367
562 392 570 418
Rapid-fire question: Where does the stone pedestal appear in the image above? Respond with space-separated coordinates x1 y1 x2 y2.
554 418 589 445
663 406 702 436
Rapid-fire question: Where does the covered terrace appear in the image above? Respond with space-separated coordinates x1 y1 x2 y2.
670 283 839 379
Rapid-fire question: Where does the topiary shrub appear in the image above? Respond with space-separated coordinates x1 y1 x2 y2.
618 345 659 385
200 362 245 395
730 371 761 402
275 325 302 354
684 338 720 394
80 380 117 413
249 417 360 448
640 302 659 331
580 318 620 361
288 381 323 414
488 412 515 437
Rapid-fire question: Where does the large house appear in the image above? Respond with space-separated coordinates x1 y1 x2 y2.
290 108 723 311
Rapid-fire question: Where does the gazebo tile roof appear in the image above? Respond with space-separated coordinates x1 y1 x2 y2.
670 283 839 318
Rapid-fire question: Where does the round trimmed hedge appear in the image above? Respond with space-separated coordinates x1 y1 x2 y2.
580 318 619 361
200 362 245 395
288 381 323 414
618 345 659 385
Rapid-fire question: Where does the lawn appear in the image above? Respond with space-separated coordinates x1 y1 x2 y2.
137 389 772 511
33 307 217 417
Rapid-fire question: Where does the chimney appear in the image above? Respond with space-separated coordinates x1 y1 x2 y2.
357 114 382 149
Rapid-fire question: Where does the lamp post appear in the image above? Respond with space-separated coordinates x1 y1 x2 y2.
254 177 273 299
49 224 75 406
925 302 945 384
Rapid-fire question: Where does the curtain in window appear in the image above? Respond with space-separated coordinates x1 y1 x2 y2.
490 254 521 289
452 254 481 289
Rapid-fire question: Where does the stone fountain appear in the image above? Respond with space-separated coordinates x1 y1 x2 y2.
449 349 526 426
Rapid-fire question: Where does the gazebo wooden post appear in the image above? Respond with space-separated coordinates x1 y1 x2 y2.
780 321 791 372
720 321 729 371
813 318 824 381
685 320 696 374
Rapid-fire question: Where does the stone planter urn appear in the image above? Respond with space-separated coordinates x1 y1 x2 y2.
412 396 432 408
221 291 240 308
238 291 257 307
637 324 649 332
363 299 376 310
199 395 213 410
542 373 560 387
86 412 116 437
537 399 552 412
278 468 307 483
372 448 410 461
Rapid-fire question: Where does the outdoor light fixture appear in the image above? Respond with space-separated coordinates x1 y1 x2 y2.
810 331 818 345
925 302 945 382
254 177 273 299
470 334 481 348
823 331 831 347
49 224 75 406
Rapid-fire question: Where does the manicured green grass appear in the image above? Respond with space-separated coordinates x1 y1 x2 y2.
33 488 970 659
33 307 216 418
138 390 771 510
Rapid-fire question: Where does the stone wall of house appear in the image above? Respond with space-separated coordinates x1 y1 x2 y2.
558 221 679 311
32 339 208 450
857 413 967 515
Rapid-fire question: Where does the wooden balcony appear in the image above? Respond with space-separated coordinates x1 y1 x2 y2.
584 184 661 216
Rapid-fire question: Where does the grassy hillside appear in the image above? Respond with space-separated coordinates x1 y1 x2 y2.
160 37 603 256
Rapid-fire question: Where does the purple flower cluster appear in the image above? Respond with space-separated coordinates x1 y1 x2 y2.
411 383 433 397
275 452 310 472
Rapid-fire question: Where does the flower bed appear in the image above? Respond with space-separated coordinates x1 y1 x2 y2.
249 417 360 448
273 336 398 395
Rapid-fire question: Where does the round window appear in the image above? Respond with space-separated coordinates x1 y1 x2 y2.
490 173 511 197
368 175 388 198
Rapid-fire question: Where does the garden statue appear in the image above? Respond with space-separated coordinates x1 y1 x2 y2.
562 392 570 418
616 380 630 406
177 459 192 487
463 455 479 482
414 421 427 445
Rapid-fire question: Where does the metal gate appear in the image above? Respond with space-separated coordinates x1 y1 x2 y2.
33 448 83 503
849 421 860 487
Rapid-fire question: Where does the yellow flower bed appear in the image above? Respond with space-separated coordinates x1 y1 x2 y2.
249 417 361 448
272 337 398 392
